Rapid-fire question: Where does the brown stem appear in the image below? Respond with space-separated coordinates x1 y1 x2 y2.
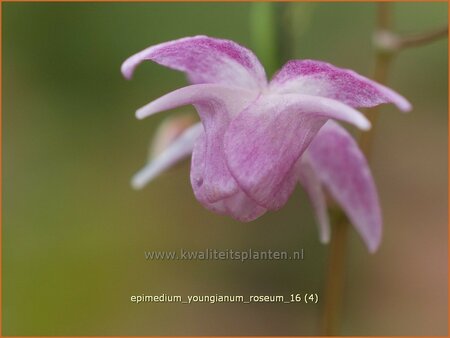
377 2 391 30
359 52 393 158
360 3 394 158
322 211 349 335
396 26 448 49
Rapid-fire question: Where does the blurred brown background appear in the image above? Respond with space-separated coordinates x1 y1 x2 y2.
3 2 448 336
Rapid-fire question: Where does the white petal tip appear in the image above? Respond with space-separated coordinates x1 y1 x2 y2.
121 60 135 80
352 115 371 130
135 111 144 120
385 88 412 112
398 100 413 113
320 235 331 244
367 241 380 254
359 119 372 131
136 101 161 119
136 107 150 120
131 177 145 190
131 169 154 190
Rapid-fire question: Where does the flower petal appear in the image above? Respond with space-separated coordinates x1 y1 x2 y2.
270 60 411 111
222 190 267 222
199 189 267 222
135 83 258 204
150 114 198 157
135 84 256 120
190 127 239 203
131 123 203 189
297 156 330 244
121 35 267 90
305 121 382 253
224 94 370 210
185 88 258 204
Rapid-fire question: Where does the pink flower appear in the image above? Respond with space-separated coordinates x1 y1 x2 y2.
122 36 411 252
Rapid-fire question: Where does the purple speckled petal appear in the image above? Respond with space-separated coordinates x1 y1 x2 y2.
121 35 267 90
305 121 382 253
131 123 203 190
270 60 411 111
297 156 330 243
224 94 370 210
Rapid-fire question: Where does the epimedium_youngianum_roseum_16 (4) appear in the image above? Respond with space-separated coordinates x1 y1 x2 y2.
121 35 411 253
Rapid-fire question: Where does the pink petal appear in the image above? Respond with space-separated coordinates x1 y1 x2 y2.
199 189 267 222
181 89 259 204
135 83 258 205
190 123 239 203
221 190 267 222
131 123 203 189
305 121 382 253
121 35 267 90
297 156 330 243
224 94 370 210
150 114 198 157
135 84 256 120
270 60 411 111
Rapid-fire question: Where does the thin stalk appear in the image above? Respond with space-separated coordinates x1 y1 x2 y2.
377 2 391 30
395 25 447 49
359 3 393 158
359 52 393 157
250 2 280 76
322 211 349 335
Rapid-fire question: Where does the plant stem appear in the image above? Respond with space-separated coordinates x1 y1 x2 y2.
359 51 393 157
396 26 448 49
375 25 448 52
322 210 348 335
359 3 393 158
249 2 280 77
377 2 391 30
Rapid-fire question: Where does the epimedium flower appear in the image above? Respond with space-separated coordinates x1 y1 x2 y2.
121 35 411 252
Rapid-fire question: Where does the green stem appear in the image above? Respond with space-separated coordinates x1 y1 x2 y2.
249 2 279 76
249 3 298 76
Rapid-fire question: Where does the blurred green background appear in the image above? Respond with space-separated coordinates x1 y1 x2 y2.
3 2 448 336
